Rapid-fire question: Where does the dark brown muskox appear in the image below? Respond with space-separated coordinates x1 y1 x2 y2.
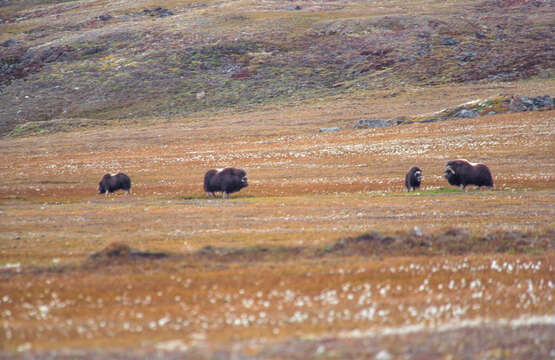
405 166 423 192
444 160 493 190
204 168 248 198
98 173 131 195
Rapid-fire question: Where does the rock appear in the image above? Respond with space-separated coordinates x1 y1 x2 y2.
97 13 112 21
440 37 459 46
531 95 553 108
1 39 17 47
392 117 408 125
509 95 535 112
353 119 392 129
507 95 553 112
143 7 173 17
457 51 477 64
456 109 480 118
416 43 431 57
419 117 442 123
320 127 340 133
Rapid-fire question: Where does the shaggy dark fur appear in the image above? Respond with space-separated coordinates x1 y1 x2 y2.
204 168 248 198
405 166 423 192
444 160 493 190
98 173 131 195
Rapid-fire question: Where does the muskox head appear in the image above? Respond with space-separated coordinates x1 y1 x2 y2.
414 169 422 183
444 165 456 182
240 173 248 188
98 174 111 194
444 159 473 184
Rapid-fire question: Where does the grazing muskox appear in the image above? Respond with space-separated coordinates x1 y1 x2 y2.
405 166 423 192
98 173 132 195
204 168 248 198
444 160 493 190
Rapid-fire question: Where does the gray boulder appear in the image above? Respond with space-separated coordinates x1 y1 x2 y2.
97 14 113 21
319 127 340 133
531 95 553 108
440 37 459 46
1 39 17 47
456 109 480 118
353 119 393 129
509 95 553 112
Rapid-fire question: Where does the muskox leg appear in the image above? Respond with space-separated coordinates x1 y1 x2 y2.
126 189 131 196
223 192 229 199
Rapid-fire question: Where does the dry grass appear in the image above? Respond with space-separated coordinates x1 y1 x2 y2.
1 254 553 351
0 80 554 356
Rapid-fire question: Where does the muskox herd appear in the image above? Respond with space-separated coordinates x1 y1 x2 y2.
98 168 249 198
98 160 492 197
405 159 493 192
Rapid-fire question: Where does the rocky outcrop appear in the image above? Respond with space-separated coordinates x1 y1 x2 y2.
353 94 553 130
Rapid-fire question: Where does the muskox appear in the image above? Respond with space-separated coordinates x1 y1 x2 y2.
204 168 248 198
98 173 132 195
405 166 423 192
444 160 493 190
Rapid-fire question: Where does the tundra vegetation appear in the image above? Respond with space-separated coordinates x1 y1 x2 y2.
0 0 554 358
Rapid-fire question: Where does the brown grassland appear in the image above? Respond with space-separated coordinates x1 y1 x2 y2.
0 0 554 358
1 80 554 358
